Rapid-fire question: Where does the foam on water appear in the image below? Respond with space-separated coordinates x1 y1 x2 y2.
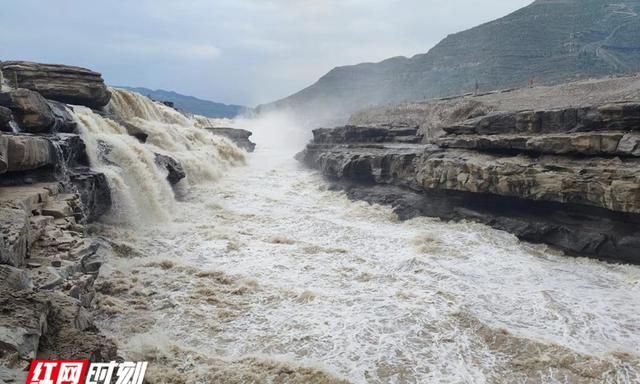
68 89 246 224
93 143 640 383
109 88 246 183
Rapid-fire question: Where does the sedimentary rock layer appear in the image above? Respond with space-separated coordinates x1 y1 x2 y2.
299 102 640 263
206 127 256 152
0 61 111 108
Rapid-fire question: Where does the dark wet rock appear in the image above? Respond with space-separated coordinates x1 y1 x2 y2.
206 127 256 152
154 153 185 184
49 134 89 170
68 168 111 222
47 100 77 134
121 121 148 143
0 61 111 108
0 107 14 133
0 89 54 133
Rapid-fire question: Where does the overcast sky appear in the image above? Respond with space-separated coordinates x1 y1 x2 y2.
0 0 532 106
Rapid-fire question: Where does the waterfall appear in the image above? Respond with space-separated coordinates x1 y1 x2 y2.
9 121 20 133
71 106 175 224
107 88 246 182
68 88 246 224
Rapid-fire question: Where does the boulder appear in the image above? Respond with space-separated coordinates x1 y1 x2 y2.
0 106 14 133
206 127 257 152
68 168 111 222
154 153 186 184
0 89 54 133
121 121 148 143
0 134 56 173
47 100 77 133
69 239 111 274
0 61 111 108
49 133 89 169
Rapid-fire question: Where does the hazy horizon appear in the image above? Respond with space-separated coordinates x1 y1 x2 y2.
1 0 532 106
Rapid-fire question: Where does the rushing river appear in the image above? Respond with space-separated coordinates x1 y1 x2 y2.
90 140 640 383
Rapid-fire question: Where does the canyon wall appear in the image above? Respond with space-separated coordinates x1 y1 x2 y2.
299 100 640 264
0 60 254 378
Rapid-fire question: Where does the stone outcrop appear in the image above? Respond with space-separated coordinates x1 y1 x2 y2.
312 124 422 144
0 134 55 173
0 182 117 369
436 132 640 157
206 127 256 152
299 102 640 264
155 153 186 185
0 107 13 133
0 61 111 108
0 89 55 133
443 104 640 136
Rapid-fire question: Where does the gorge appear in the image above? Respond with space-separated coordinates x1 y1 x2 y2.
1 59 640 383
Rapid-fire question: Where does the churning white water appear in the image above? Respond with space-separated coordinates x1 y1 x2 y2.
91 134 640 383
69 88 245 224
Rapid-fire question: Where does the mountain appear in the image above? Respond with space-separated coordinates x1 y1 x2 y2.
119 87 246 118
262 0 640 121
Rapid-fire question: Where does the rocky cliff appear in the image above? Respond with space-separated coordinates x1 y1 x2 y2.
0 60 255 377
0 62 118 378
264 0 640 121
298 101 640 264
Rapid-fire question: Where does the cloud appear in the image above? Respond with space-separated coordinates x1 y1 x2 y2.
111 38 222 61
0 0 534 105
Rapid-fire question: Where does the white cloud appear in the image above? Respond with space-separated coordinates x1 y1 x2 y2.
111 38 221 61
0 0 534 105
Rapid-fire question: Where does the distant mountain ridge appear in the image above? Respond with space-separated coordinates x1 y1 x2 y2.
119 86 246 118
262 0 640 121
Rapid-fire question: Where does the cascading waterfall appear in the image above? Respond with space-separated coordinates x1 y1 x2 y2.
71 106 175 223
108 88 246 183
67 88 246 224
0 68 21 133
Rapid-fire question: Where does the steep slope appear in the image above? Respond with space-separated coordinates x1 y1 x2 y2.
263 0 640 120
119 87 246 118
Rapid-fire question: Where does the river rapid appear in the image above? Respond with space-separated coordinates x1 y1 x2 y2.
88 129 640 383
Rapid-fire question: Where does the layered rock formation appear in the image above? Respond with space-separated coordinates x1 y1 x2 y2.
0 62 117 374
206 127 256 152
299 101 640 264
0 60 254 375
0 61 111 108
